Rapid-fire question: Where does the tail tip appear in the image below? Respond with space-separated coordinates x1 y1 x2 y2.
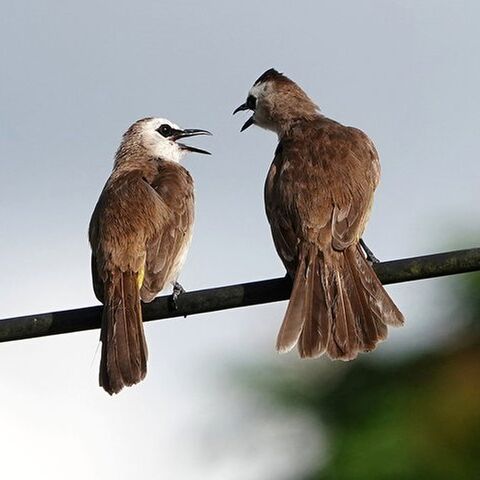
275 339 295 354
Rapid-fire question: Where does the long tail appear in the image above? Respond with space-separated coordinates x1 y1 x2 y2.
276 244 404 360
99 269 148 395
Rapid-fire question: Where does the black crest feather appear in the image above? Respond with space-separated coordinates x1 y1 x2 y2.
254 68 285 85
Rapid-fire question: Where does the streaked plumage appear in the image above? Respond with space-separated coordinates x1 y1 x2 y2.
235 69 404 360
89 117 210 394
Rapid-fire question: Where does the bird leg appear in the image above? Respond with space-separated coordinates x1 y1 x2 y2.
169 281 186 311
359 238 380 264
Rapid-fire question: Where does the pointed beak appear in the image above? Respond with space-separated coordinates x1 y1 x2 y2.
233 103 254 132
240 116 254 132
174 128 212 155
233 103 249 115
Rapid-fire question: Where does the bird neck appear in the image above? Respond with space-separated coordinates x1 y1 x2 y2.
276 113 323 139
112 153 159 178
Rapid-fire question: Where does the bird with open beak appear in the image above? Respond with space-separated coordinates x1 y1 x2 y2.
89 117 211 394
234 69 404 360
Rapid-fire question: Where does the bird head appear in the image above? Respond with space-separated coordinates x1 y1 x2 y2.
233 68 319 136
118 117 211 163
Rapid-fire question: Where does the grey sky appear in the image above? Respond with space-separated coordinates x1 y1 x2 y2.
0 1 479 478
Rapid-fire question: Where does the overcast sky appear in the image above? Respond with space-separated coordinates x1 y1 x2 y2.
0 1 479 479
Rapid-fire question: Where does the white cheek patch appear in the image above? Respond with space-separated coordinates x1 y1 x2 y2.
152 137 185 163
141 118 186 163
249 82 269 99
248 82 279 132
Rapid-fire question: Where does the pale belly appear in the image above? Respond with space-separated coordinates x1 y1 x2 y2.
167 226 193 285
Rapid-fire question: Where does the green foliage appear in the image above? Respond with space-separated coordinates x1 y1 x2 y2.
249 273 480 479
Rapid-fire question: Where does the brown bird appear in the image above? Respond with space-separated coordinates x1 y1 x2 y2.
89 117 211 394
234 69 404 360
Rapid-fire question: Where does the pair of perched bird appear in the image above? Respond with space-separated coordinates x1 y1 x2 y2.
89 69 404 395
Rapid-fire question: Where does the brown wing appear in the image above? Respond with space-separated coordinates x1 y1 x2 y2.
91 253 104 303
264 142 304 275
140 162 194 302
88 169 157 393
265 118 380 268
89 172 167 302
329 126 380 250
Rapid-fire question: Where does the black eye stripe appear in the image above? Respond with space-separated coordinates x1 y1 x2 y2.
246 95 256 110
156 124 173 137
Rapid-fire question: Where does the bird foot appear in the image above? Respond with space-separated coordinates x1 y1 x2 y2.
359 239 380 264
169 282 186 311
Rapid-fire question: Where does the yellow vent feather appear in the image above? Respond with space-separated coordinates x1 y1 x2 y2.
137 266 145 290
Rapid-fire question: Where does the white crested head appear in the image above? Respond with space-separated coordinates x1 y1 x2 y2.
116 117 211 165
247 81 278 132
234 68 319 136
133 117 186 163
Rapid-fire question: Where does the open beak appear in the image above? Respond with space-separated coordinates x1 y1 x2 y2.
233 103 249 115
174 128 212 155
233 103 254 132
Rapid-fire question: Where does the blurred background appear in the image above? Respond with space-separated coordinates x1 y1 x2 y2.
239 272 480 479
0 1 478 479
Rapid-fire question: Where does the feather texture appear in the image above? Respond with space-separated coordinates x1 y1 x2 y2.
89 119 195 394
265 114 404 361
99 269 147 395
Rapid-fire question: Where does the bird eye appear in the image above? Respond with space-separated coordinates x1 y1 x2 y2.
246 95 257 110
157 124 173 137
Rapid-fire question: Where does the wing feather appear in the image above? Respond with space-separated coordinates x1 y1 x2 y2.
140 163 194 302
